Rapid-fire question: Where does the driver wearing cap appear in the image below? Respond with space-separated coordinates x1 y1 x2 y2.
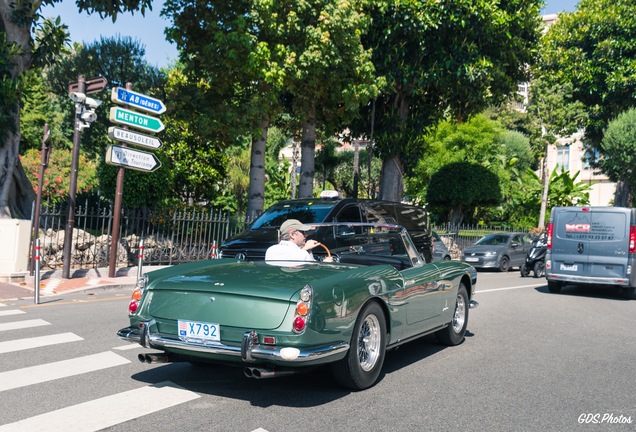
265 219 333 263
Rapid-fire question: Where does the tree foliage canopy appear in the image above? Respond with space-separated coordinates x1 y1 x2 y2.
427 161 502 226
536 0 636 144
355 0 542 201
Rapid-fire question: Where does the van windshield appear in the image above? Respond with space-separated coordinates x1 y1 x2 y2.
250 203 336 229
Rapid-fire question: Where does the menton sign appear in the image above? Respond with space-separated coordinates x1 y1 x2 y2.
109 107 165 133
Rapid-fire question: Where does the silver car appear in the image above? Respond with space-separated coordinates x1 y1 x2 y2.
461 232 533 272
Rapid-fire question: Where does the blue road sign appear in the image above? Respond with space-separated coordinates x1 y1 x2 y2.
111 87 166 115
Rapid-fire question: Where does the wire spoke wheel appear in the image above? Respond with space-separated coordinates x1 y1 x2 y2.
357 314 382 372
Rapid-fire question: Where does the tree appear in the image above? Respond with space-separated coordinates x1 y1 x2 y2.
164 0 285 219
599 108 636 205
21 147 98 204
357 0 542 202
426 162 502 228
526 78 587 227
535 0 636 206
407 114 506 202
0 0 152 218
277 0 379 199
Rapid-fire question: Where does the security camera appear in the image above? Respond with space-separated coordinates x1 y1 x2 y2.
85 97 102 109
81 109 97 123
78 122 91 131
70 92 86 103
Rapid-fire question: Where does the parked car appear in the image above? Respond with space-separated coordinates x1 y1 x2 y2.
220 197 434 262
118 223 478 390
431 230 452 261
461 232 533 272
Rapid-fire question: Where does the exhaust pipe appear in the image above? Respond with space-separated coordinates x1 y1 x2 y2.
243 367 297 379
469 300 479 309
138 353 170 364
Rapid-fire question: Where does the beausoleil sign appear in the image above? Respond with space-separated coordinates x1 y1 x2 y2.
108 126 163 150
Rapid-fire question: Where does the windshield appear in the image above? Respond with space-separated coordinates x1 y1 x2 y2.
475 234 510 246
250 203 336 229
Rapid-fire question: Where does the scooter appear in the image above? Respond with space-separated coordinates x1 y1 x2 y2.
520 232 547 278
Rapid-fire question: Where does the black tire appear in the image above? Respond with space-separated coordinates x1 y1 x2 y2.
332 302 387 390
435 284 469 346
499 256 510 272
520 262 529 277
533 261 545 278
547 281 562 293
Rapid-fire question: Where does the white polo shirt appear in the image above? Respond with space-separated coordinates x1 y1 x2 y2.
265 240 314 263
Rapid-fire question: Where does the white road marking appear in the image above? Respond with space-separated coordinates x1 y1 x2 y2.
477 283 545 293
0 319 50 332
0 332 83 354
0 351 130 392
0 381 200 432
0 303 6 307
0 310 25 317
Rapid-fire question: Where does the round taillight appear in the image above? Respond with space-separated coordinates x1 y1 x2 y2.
293 316 305 332
131 289 142 301
296 302 308 316
128 301 138 313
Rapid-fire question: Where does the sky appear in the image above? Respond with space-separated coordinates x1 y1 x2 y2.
40 0 580 68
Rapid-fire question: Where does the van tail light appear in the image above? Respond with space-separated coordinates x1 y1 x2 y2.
629 226 636 253
547 222 554 249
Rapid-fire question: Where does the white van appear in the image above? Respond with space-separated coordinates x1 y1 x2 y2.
545 206 636 299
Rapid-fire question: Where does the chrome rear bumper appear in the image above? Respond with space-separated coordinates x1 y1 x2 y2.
117 324 349 364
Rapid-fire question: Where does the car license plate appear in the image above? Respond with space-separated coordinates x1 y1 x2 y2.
465 257 479 262
560 263 578 271
178 320 220 343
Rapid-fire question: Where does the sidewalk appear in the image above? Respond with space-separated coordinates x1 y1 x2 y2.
0 266 158 301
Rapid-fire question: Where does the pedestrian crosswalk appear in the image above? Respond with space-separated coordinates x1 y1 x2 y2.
0 304 201 431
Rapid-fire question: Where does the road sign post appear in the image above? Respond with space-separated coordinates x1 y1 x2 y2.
107 84 166 277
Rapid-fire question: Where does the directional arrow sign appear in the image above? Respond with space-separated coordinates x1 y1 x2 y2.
105 144 161 172
109 107 165 133
108 126 163 149
111 87 166 114
68 76 108 95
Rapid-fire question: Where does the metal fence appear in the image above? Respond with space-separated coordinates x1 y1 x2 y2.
31 202 531 270
32 202 252 270
433 223 528 250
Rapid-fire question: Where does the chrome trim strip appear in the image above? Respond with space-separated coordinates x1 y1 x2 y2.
117 326 349 363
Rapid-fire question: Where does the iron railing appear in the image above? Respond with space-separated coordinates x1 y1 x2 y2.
31 202 252 270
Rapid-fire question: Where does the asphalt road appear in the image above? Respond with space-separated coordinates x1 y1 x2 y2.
1 271 635 432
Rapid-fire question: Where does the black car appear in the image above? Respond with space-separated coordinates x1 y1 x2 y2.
220 198 433 262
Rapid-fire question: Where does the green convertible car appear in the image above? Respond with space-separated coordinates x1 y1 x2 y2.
117 223 478 390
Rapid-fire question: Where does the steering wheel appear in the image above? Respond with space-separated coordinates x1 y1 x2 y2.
318 243 332 258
